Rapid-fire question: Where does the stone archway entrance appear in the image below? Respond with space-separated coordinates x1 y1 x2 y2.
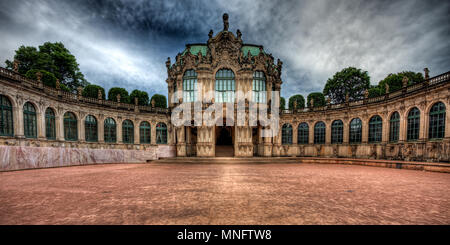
215 126 234 157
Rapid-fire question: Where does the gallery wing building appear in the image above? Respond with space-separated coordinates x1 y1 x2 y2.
0 14 449 171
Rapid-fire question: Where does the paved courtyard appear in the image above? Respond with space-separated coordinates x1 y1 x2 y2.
0 162 449 225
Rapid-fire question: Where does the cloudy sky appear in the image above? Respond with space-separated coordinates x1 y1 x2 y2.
0 0 449 99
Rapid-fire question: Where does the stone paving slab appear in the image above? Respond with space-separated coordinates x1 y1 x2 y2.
0 163 449 225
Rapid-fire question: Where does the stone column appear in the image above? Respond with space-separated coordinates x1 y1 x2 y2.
37 111 46 139
382 116 389 143
57 114 65 141
79 115 85 142
292 123 298 145
399 112 407 142
13 106 25 138
117 118 123 143
325 120 331 144
98 116 105 143
151 120 156 144
419 109 427 141
308 122 314 144
446 105 450 139
362 118 368 144
343 121 349 143
134 120 140 144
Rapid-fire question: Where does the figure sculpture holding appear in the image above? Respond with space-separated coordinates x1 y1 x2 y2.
223 13 229 31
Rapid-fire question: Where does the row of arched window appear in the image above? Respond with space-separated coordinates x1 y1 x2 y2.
281 102 447 144
0 95 168 144
181 69 267 103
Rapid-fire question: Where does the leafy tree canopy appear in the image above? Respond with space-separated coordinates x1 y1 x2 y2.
25 69 56 88
108 87 129 103
323 67 370 104
5 42 89 92
307 92 326 108
130 89 149 106
150 94 167 108
280 97 286 110
288 94 305 110
377 71 424 95
82 85 105 100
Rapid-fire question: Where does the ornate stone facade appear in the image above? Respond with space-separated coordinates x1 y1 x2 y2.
0 14 449 171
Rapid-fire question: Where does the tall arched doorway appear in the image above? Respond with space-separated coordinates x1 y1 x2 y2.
215 126 234 157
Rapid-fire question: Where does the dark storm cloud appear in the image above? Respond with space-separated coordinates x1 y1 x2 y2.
0 0 449 100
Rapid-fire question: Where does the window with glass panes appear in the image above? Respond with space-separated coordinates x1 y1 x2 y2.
64 112 77 141
104 118 116 143
368 115 382 143
45 108 56 140
122 120 134 144
183 70 198 102
389 112 400 142
85 115 98 142
331 120 343 144
429 102 446 139
298 123 309 144
23 102 37 138
0 95 13 136
314 122 326 144
349 118 362 143
407 107 420 141
140 121 151 144
215 69 235 103
252 71 266 103
156 123 167 144
282 124 292 144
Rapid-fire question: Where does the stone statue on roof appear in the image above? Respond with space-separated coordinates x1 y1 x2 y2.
223 13 229 31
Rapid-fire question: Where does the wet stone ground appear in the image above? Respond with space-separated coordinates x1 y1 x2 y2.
0 163 449 225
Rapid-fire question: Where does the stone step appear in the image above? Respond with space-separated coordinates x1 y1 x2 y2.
148 157 450 173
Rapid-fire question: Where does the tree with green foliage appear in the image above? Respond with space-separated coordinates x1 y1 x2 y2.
108 87 129 103
368 85 382 98
5 42 89 92
25 69 57 88
150 94 167 108
130 90 149 106
280 97 286 110
82 85 105 100
288 94 305 110
307 92 326 108
323 67 370 104
378 71 424 95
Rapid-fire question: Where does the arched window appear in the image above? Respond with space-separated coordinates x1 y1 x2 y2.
156 123 167 144
369 115 382 143
298 123 309 144
140 121 151 144
183 69 198 102
23 102 37 138
122 120 134 144
0 95 13 136
282 123 292 145
349 118 362 143
389 112 400 142
85 115 98 142
314 121 326 144
407 107 420 141
64 112 77 141
104 118 116 143
252 71 266 103
215 69 235 103
331 120 343 144
45 108 56 140
429 102 446 139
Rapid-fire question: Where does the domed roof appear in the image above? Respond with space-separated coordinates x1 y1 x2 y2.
181 44 208 57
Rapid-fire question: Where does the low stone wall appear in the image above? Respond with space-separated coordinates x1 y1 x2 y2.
295 157 450 173
274 141 450 163
0 145 176 171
